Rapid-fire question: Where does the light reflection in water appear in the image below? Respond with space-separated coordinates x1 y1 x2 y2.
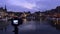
23 19 27 24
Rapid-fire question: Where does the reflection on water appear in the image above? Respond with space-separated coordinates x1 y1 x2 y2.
0 18 60 31
23 18 33 24
23 18 41 22
22 18 40 25
23 19 27 22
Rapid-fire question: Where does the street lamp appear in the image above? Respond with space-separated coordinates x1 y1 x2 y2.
11 17 23 34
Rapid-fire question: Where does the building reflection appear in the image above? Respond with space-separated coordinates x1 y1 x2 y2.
23 19 27 22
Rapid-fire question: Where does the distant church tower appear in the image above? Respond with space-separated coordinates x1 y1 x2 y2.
5 5 7 11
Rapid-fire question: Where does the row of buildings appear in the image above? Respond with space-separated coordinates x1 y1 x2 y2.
0 6 32 19
45 6 60 18
0 6 60 19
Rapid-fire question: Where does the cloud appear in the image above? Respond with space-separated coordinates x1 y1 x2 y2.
6 0 36 9
35 0 59 10
5 0 60 12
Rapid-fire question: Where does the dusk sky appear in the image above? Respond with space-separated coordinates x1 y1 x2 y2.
0 0 60 12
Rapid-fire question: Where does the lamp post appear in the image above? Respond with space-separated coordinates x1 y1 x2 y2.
11 17 23 34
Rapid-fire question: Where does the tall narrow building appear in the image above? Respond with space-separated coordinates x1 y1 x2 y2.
5 5 7 12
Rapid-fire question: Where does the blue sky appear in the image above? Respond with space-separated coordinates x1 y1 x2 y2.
0 0 60 12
